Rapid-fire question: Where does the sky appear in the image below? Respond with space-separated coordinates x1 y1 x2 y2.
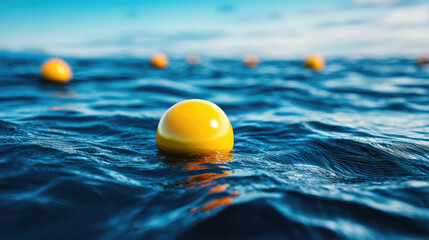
0 0 428 58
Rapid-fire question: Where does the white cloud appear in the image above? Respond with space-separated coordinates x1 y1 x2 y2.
3 3 429 58
354 0 403 6
384 6 429 25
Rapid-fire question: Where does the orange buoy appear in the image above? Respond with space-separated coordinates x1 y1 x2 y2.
304 53 325 72
243 54 259 68
417 55 429 67
40 58 72 83
187 53 202 66
151 52 169 69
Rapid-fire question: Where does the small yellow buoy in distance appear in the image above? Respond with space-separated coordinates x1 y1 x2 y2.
187 53 202 66
417 55 429 67
156 99 234 155
151 52 169 69
304 53 325 72
40 58 72 83
243 54 259 68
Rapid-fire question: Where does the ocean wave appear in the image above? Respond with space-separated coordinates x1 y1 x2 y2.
0 54 429 239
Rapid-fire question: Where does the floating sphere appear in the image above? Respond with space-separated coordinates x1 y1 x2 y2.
156 99 234 155
187 53 202 66
40 58 72 83
417 55 429 67
151 52 169 69
243 54 259 68
304 54 325 72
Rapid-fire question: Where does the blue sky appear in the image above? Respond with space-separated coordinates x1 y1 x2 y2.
0 0 428 58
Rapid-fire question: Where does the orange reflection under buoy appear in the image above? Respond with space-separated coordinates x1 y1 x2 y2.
160 152 238 212
185 171 232 189
49 88 77 99
50 106 75 111
201 195 234 212
208 184 228 194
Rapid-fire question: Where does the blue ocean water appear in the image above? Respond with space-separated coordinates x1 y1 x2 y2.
0 52 429 239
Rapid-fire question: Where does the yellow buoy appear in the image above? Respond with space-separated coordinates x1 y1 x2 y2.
156 99 234 155
187 53 202 66
243 54 259 68
40 58 72 83
304 53 325 72
151 52 169 69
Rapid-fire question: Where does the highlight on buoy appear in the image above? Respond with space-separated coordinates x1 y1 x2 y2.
304 53 325 72
156 99 234 155
40 58 72 83
243 54 259 68
417 55 429 67
151 52 169 69
187 53 202 66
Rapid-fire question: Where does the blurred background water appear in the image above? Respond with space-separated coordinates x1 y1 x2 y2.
0 53 429 239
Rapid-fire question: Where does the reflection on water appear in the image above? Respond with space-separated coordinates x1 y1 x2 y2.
50 106 76 111
160 152 239 212
49 87 77 98
35 79 78 99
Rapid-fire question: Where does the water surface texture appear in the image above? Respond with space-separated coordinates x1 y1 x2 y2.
1 53 429 239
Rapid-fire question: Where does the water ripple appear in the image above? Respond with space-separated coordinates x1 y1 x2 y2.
0 54 428 239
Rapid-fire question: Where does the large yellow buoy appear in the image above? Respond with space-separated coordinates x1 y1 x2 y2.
156 99 234 155
187 53 202 66
40 58 72 83
304 53 325 72
151 52 169 69
243 54 259 68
